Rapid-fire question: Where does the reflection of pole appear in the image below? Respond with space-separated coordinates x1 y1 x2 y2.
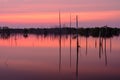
101 38 104 54
104 47 107 66
104 38 106 55
95 38 97 48
14 34 17 46
99 36 102 59
99 30 104 59
110 38 112 53
104 28 107 66
76 15 79 80
10 35 13 47
104 37 108 66
36 35 40 46
59 11 62 72
70 34 72 68
70 13 72 68
86 37 88 55
59 33 62 72
76 42 79 80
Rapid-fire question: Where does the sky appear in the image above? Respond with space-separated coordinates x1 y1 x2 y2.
0 0 120 28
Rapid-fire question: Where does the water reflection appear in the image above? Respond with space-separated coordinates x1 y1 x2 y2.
59 29 62 72
0 34 120 80
95 38 97 48
110 38 112 53
76 15 79 80
86 37 88 56
69 14 72 68
70 31 72 68
99 34 102 59
76 33 80 80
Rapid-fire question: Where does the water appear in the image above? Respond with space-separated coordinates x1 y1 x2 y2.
0 34 120 80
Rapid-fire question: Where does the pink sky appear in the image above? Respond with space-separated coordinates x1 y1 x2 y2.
0 0 120 28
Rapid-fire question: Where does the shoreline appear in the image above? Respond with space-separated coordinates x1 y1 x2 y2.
0 26 120 39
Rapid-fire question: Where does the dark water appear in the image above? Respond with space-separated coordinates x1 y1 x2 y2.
0 35 120 80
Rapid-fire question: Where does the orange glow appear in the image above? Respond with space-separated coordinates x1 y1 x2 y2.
0 10 119 24
0 35 119 50
0 13 60 23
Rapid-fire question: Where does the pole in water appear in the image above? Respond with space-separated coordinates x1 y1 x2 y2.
70 13 72 68
59 11 61 29
58 11 62 72
76 15 78 29
76 15 79 80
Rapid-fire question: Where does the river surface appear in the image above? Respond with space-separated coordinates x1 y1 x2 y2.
0 34 120 80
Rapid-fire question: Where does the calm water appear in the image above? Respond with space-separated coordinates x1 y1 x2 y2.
0 34 120 80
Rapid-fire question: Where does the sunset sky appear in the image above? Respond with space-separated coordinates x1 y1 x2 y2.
0 0 120 28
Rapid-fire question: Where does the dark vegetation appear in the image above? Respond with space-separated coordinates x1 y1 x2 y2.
0 26 120 39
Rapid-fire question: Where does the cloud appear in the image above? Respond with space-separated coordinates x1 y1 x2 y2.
0 0 120 13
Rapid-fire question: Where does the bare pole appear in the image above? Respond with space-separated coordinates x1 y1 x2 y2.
76 15 79 45
76 15 78 30
59 11 62 72
59 11 61 29
76 15 79 80
70 13 72 68
70 13 71 28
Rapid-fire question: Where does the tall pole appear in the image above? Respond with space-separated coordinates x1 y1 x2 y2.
59 11 62 72
76 15 79 47
76 15 79 80
59 11 61 29
76 15 78 30
70 13 72 68
70 13 71 28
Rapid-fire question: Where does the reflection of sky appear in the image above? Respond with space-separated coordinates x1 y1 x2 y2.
0 35 119 50
0 0 120 27
0 35 120 80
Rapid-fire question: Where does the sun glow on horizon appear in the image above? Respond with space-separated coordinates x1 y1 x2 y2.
0 10 119 25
